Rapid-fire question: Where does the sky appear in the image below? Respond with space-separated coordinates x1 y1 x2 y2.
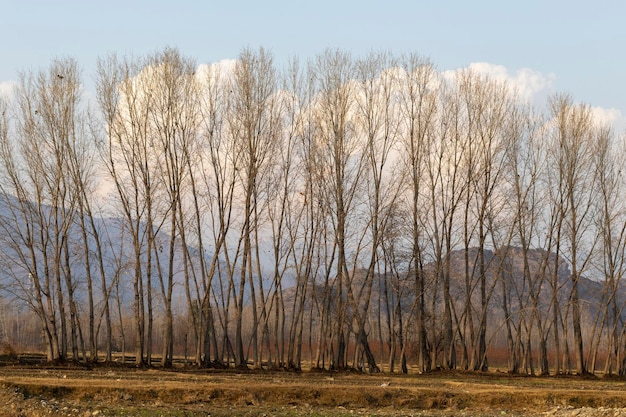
1 0 625 129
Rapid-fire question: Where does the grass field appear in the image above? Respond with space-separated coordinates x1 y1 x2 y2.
1 359 626 416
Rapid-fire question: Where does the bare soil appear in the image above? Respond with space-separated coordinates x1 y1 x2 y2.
1 360 626 416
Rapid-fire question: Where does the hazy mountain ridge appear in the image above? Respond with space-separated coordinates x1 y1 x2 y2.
304 246 619 340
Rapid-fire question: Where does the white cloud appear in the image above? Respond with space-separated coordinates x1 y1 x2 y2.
442 62 555 104
196 59 237 83
0 80 15 98
590 106 621 125
591 106 626 132
467 62 555 102
449 63 626 132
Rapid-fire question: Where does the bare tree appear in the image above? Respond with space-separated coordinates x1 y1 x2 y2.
395 54 440 372
0 59 88 361
140 48 202 367
501 102 549 374
96 54 161 366
309 49 368 369
226 48 281 368
587 126 624 374
547 94 598 375
348 51 406 373
455 69 512 371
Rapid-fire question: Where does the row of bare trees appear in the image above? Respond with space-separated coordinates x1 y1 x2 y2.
0 47 625 375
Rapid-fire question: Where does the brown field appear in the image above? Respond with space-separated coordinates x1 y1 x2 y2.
1 359 626 416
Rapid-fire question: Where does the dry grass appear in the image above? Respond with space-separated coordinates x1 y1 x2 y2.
1 363 626 416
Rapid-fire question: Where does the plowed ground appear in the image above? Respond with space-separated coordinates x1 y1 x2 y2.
1 361 625 416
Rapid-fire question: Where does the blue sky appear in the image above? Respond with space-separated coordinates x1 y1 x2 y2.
1 0 624 127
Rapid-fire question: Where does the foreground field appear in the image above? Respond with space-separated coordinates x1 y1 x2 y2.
1 363 626 416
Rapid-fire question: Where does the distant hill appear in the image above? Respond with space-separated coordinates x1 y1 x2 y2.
290 245 620 345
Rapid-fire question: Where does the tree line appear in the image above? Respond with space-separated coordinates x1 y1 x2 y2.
0 47 624 375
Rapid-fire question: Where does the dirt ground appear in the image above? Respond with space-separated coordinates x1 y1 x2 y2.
1 362 626 416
